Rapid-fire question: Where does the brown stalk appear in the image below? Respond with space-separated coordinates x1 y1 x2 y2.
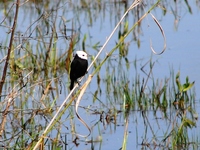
0 0 20 137
0 0 20 95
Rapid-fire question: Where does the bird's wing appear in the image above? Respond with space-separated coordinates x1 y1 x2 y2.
70 59 80 78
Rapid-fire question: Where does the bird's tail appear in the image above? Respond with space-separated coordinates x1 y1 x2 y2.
70 80 74 90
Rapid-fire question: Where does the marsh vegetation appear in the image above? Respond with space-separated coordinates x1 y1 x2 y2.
0 0 199 149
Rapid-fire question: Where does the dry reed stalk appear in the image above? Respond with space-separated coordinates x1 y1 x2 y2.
0 0 20 137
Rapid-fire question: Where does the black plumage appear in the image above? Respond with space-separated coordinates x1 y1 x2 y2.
70 51 88 90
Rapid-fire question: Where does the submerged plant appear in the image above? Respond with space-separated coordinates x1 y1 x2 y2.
174 72 195 106
171 109 196 149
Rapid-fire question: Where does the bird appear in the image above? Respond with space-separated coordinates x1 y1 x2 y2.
70 51 88 90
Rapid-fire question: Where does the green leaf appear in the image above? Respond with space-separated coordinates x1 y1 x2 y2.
176 71 182 91
183 81 195 92
183 118 196 128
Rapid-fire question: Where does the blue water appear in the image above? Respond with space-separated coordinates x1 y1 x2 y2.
0 1 200 149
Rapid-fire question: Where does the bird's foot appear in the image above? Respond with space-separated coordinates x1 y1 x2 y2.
76 80 81 87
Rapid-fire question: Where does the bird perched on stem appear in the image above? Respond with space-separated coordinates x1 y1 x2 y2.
70 51 88 90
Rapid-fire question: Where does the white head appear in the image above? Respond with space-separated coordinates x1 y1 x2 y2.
76 51 88 60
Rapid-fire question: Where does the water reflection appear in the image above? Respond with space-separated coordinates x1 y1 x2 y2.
0 0 199 149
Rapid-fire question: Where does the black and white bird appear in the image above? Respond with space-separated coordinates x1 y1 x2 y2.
70 51 88 90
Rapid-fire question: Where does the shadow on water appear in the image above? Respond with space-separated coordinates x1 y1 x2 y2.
0 0 199 149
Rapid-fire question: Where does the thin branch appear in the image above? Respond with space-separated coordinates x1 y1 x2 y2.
75 75 92 137
87 0 141 72
0 0 20 95
150 13 167 55
0 3 15 26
